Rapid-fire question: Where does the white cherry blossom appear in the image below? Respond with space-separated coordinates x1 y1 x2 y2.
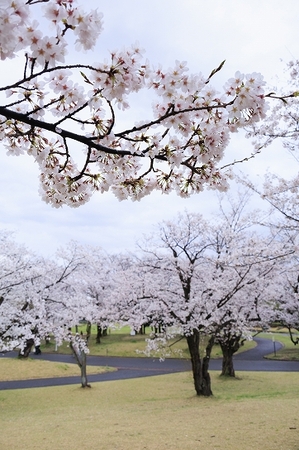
0 1 289 207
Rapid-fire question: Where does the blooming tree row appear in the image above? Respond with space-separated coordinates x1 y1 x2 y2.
0 235 114 386
0 194 298 393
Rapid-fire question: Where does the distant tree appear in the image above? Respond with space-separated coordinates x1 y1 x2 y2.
39 241 115 387
0 236 104 387
267 229 299 346
0 231 43 354
74 244 117 344
205 192 283 377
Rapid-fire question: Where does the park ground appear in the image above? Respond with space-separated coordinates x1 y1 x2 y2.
37 326 299 360
0 328 299 449
0 371 298 449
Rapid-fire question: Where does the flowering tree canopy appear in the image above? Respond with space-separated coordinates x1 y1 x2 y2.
0 0 282 207
0 234 116 386
0 231 43 352
112 199 291 395
266 228 299 345
0 236 97 354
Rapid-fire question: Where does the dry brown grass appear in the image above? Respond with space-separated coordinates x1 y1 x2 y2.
0 357 114 381
0 371 298 450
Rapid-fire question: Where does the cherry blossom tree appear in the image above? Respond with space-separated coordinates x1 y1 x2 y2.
0 0 287 207
215 268 278 377
241 56 299 338
113 198 292 394
274 272 299 345
0 230 44 354
264 228 299 347
35 241 119 387
72 245 119 344
205 191 282 376
0 235 107 387
40 241 93 387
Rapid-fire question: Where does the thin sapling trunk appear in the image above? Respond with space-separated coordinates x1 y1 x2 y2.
70 335 91 388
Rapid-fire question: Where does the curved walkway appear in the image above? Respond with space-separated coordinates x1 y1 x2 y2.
0 337 298 390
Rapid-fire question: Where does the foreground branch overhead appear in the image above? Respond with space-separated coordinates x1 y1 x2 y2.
2 0 296 207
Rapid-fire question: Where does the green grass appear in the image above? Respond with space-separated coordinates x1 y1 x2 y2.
0 371 298 449
40 325 256 358
259 332 299 360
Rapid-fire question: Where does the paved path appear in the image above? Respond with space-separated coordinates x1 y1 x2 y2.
0 337 298 390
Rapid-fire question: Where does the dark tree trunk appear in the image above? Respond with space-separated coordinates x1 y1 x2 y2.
70 341 91 388
96 325 102 344
186 331 213 396
138 324 146 335
287 325 299 346
18 339 34 358
86 322 91 344
153 324 163 334
202 335 214 393
102 327 108 337
219 335 241 377
220 345 235 377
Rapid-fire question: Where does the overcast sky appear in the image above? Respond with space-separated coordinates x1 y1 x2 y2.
1 0 299 256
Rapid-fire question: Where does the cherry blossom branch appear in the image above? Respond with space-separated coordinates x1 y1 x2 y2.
0 0 283 206
0 106 152 159
0 64 110 93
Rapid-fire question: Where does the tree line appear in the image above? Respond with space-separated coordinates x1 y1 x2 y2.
1 190 299 394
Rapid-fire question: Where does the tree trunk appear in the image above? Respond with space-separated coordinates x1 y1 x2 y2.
18 338 34 358
219 335 241 377
86 322 91 344
138 324 146 334
202 335 214 394
79 351 89 388
220 345 235 377
70 341 91 388
186 331 213 396
96 325 102 344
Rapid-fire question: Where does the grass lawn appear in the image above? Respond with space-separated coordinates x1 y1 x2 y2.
259 332 299 361
40 325 256 358
0 371 298 450
1 328 299 449
0 358 115 381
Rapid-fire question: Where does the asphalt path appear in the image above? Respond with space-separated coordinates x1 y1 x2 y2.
0 337 299 390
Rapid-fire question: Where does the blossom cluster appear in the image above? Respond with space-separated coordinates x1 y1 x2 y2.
0 0 103 64
0 1 269 207
246 60 299 152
